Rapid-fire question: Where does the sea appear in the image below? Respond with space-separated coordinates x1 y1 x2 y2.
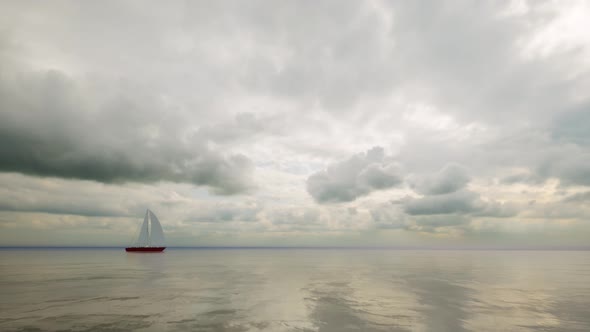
1 248 589 332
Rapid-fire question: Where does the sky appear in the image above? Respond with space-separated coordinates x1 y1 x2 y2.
1 0 589 247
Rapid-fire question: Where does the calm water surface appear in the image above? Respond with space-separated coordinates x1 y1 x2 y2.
1 249 589 331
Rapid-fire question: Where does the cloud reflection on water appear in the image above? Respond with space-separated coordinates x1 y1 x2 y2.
1 249 589 331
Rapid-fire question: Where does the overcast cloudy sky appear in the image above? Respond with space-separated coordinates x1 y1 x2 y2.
1 0 589 247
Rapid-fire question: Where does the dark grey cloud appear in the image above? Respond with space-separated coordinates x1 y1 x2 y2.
408 164 470 195
0 67 254 194
404 190 480 216
552 106 590 146
371 194 515 233
370 201 469 233
413 215 470 228
404 189 517 218
404 164 516 220
562 191 590 203
306 147 402 203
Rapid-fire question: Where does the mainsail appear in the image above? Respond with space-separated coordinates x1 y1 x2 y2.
133 209 165 247
148 210 165 247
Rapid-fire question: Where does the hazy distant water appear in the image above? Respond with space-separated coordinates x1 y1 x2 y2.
1 249 589 332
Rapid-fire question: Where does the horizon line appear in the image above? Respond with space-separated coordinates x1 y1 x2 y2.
1 245 590 251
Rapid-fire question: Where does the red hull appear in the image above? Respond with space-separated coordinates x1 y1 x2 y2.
125 247 166 252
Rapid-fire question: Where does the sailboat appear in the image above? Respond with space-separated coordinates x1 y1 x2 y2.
125 209 166 252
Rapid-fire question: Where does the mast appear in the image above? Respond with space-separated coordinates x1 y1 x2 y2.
146 210 150 246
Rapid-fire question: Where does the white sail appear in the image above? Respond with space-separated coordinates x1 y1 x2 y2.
135 210 150 247
148 210 165 247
